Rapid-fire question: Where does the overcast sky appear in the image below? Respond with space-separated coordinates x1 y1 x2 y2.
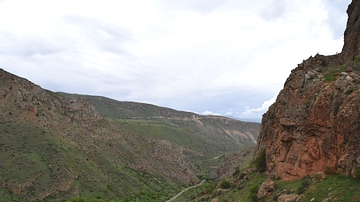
0 0 350 122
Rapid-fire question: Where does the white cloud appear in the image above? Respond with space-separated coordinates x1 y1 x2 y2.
0 0 349 121
241 95 277 116
201 111 221 116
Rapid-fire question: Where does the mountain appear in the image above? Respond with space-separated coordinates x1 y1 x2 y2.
0 68 259 201
81 95 259 148
81 94 259 176
256 0 360 180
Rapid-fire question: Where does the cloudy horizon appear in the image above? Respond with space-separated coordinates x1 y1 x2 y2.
0 0 350 122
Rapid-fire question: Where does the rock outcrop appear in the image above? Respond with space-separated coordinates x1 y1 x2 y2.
256 0 360 180
257 178 275 199
341 0 360 62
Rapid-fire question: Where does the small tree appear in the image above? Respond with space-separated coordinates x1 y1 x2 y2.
255 149 266 172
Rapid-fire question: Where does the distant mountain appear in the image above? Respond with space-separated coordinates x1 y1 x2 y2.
81 94 259 146
228 116 261 123
0 68 260 201
80 94 260 177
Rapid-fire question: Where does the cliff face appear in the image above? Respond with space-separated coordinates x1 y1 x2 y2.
256 0 360 180
341 0 360 62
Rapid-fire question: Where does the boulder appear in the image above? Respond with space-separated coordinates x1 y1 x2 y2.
257 178 275 199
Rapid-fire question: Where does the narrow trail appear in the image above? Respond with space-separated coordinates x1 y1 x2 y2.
166 180 206 202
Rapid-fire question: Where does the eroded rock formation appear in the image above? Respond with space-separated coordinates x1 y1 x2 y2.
256 0 360 180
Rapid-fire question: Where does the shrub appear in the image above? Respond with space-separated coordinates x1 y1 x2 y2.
220 180 231 189
297 179 311 195
254 149 266 172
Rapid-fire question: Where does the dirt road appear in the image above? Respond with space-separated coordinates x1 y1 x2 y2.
166 180 206 202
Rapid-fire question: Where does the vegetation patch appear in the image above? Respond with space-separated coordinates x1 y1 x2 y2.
254 149 266 172
324 64 346 82
324 54 360 82
249 184 260 202
220 180 231 189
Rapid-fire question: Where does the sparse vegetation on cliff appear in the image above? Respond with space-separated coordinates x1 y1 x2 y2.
254 149 266 173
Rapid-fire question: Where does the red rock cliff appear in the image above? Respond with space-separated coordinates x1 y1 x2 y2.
256 0 360 180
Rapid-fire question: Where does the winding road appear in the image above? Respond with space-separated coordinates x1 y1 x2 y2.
166 180 206 202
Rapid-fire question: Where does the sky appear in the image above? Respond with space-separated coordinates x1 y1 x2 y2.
0 0 350 122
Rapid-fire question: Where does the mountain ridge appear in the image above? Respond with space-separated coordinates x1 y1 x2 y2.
0 68 259 201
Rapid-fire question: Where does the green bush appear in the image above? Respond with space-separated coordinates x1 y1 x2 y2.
220 180 231 189
254 149 266 172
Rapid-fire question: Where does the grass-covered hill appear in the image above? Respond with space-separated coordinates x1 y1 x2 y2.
81 94 260 176
0 68 260 202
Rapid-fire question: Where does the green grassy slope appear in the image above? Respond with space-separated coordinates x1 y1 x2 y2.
0 69 260 201
82 95 260 175
0 122 183 202
0 69 188 201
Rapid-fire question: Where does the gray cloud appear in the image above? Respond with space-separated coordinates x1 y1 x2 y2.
63 16 135 55
0 31 62 57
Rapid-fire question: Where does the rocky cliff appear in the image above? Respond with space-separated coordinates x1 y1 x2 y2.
256 0 360 180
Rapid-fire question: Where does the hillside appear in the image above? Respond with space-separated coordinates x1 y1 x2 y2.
65 94 260 177
82 95 258 153
0 68 259 201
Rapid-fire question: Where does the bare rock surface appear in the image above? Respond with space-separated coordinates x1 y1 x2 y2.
257 178 275 199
